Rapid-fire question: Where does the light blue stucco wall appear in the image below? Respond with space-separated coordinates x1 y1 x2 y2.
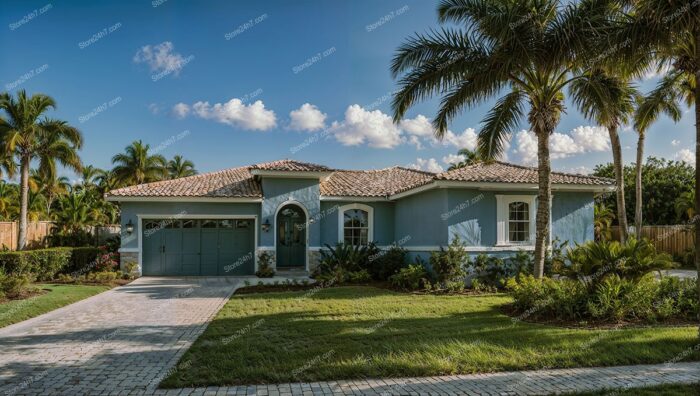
552 191 595 246
394 189 449 246
319 201 395 246
119 201 261 249
260 177 321 247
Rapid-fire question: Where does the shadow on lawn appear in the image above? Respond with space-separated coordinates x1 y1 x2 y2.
161 287 700 388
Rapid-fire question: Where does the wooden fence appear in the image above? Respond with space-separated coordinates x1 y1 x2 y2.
611 225 694 256
0 222 121 251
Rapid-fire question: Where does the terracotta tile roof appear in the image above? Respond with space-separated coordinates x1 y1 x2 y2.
106 160 613 199
106 166 262 198
320 167 435 197
250 159 332 172
436 161 614 186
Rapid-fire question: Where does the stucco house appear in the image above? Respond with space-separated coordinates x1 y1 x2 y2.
105 159 615 276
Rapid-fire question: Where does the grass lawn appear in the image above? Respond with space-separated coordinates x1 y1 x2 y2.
0 283 110 328
571 383 700 395
161 286 700 387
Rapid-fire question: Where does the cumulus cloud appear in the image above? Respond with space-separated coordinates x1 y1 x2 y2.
441 128 478 151
672 139 681 147
330 105 402 148
133 41 188 75
399 114 434 137
512 126 610 165
174 98 276 131
442 153 466 166
409 157 444 173
289 103 326 132
172 102 190 119
399 114 479 151
675 148 695 166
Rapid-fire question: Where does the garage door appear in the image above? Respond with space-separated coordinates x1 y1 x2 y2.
142 218 255 276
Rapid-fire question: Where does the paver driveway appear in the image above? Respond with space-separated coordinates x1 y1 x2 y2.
0 277 240 396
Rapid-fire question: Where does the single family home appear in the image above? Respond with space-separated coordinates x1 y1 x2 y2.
105 159 614 276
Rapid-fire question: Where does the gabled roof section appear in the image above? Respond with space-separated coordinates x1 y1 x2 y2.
106 166 261 198
320 167 434 197
250 159 332 172
436 161 614 186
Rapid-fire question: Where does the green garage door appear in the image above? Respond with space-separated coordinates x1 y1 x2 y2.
142 219 255 276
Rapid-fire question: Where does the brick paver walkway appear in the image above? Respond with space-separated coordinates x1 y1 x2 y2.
0 277 240 396
0 277 698 395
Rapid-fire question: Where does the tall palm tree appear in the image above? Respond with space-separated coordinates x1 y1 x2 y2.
570 70 640 242
30 168 70 219
166 155 197 179
391 0 607 277
95 169 122 194
634 73 684 235
77 165 104 191
0 90 82 249
617 1 700 335
447 148 482 171
111 140 166 186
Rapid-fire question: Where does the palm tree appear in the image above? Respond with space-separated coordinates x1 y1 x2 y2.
95 169 122 194
675 191 695 222
166 155 197 179
0 90 82 249
30 168 70 219
391 0 606 277
570 70 640 242
594 202 616 242
111 140 166 186
634 74 684 235
77 165 104 191
0 181 18 220
447 148 482 171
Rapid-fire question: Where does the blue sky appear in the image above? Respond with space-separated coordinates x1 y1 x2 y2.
1 0 695 180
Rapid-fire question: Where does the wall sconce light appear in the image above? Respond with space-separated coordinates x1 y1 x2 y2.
262 219 271 233
125 219 134 235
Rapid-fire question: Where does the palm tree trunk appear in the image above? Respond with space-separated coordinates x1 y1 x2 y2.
694 28 700 341
534 130 551 279
634 132 645 237
609 126 628 243
18 156 29 250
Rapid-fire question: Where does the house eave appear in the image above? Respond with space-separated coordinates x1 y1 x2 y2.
105 196 263 203
320 195 390 202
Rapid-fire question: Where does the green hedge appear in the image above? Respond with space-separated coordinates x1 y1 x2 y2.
0 248 73 281
0 247 104 281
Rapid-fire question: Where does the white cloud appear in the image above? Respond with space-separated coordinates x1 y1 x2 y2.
148 103 161 115
675 148 695 166
172 102 190 119
409 157 444 173
442 153 466 165
512 126 610 165
289 103 327 132
560 166 591 175
133 41 187 75
672 139 681 147
441 128 478 151
399 115 434 137
330 105 402 148
186 99 276 131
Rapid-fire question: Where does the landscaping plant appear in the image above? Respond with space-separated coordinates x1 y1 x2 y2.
255 252 275 278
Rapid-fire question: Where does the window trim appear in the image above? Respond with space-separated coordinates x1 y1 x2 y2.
495 195 536 246
337 203 374 245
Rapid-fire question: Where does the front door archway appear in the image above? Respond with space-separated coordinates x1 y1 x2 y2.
276 204 306 268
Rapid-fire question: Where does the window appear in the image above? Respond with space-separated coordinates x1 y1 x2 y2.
508 202 529 243
495 195 535 245
338 204 374 246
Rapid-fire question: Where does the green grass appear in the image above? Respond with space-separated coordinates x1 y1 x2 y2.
571 383 700 395
161 286 700 387
0 283 110 328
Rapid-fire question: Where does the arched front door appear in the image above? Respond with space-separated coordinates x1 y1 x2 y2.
276 204 306 268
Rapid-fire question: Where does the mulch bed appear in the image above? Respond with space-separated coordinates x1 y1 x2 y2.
0 287 48 304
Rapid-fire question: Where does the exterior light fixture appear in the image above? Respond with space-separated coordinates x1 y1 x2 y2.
262 219 271 233
125 219 134 235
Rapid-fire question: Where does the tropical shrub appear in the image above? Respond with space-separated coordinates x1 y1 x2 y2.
430 237 467 283
67 247 102 275
465 251 534 290
347 269 372 283
367 245 407 280
507 274 698 323
0 269 35 299
389 263 429 291
313 242 380 280
255 252 275 278
558 237 676 284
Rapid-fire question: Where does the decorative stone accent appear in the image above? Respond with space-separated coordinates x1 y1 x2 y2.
308 249 322 274
119 252 140 276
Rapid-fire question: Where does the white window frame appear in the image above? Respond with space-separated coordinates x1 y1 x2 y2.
337 203 374 245
495 195 536 246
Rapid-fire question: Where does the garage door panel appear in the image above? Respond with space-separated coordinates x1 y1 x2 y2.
142 222 163 276
200 229 219 276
